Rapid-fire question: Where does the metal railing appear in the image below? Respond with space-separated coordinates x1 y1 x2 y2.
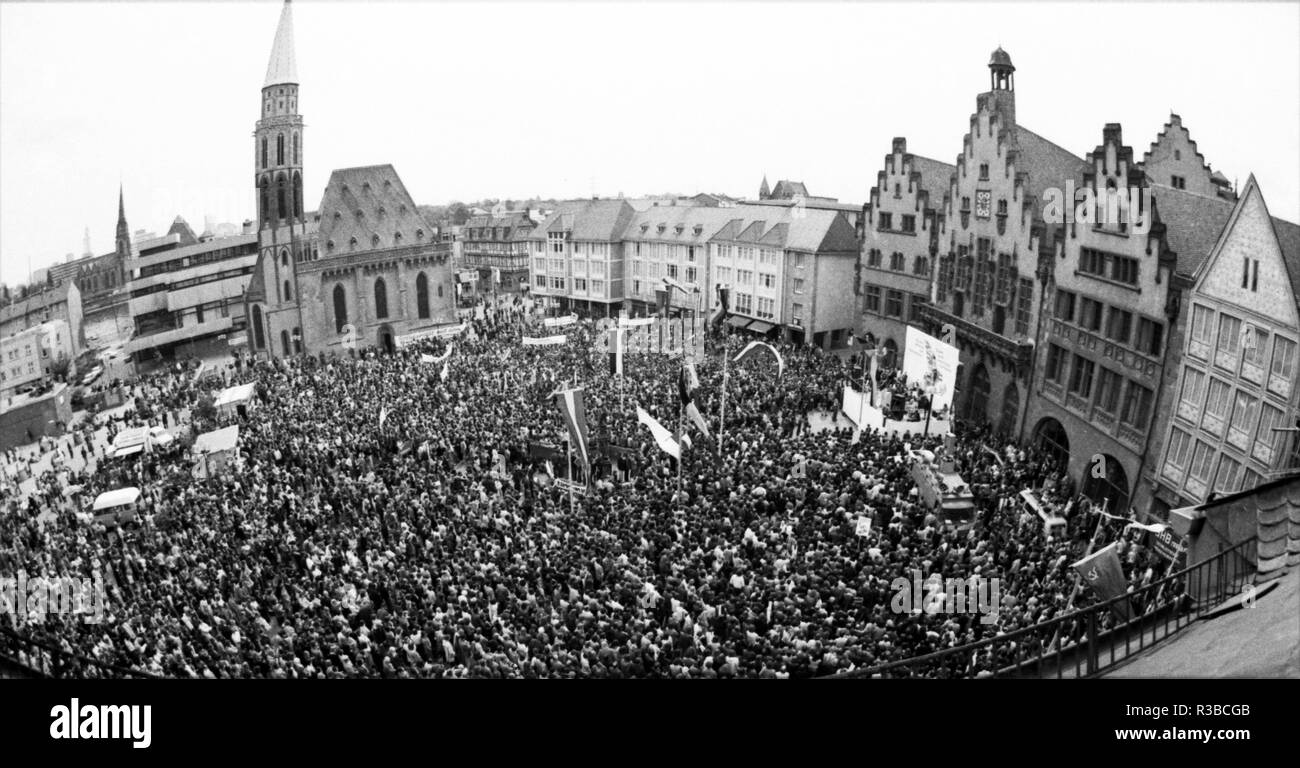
835 537 1257 679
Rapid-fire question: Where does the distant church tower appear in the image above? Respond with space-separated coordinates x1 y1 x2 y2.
759 175 771 201
114 185 131 283
249 0 307 359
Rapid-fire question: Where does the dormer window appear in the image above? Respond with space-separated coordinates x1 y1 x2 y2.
675 225 684 234
349 237 358 250
394 231 403 244
416 229 424 241
363 182 371 192
326 240 334 253
372 234 381 247
334 211 342 220
378 206 386 218
355 210 365 220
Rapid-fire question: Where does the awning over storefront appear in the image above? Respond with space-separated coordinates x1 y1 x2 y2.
747 320 775 335
725 315 751 329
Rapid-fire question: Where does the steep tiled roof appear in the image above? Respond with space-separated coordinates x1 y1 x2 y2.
908 154 957 208
769 180 809 199
0 281 76 324
529 200 636 242
1016 128 1090 209
1149 183 1236 277
317 165 434 255
1270 214 1300 309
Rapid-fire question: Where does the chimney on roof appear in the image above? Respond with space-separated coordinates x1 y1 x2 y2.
242 220 255 235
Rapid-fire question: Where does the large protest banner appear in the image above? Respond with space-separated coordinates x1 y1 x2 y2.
902 326 961 412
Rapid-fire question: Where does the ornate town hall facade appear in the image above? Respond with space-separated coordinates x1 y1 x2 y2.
243 1 455 358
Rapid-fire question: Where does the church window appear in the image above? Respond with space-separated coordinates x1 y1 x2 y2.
416 272 430 319
276 134 284 166
374 278 389 319
333 285 348 333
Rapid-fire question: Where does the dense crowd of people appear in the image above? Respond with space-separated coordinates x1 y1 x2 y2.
1 298 1172 678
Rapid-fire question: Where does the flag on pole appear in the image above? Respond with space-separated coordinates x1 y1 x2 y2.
733 340 784 377
609 326 624 377
679 363 710 437
1072 542 1130 620
636 407 680 460
553 387 591 468
378 406 389 428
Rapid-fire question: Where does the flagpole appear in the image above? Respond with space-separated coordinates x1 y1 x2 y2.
718 340 728 459
1049 500 1108 654
567 438 575 515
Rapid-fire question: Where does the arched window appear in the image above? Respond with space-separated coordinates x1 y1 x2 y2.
293 173 303 218
293 327 302 354
333 284 348 333
437 284 443 298
284 280 292 301
374 277 389 319
394 231 403 244
280 250 289 268
326 240 335 254
259 178 270 221
281 330 291 357
416 272 430 319
252 305 266 349
416 229 424 241
277 176 286 221
261 137 268 169
292 132 299 165
276 133 284 166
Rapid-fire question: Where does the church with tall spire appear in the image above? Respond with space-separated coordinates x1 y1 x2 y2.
243 0 456 360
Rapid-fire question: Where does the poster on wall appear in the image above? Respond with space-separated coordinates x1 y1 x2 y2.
902 326 961 413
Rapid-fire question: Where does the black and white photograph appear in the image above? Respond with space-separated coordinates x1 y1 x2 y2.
0 0 1296 752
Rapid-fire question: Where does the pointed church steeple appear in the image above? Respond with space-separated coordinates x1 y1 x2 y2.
115 185 130 256
759 175 771 200
256 0 304 228
264 0 298 88
114 185 131 284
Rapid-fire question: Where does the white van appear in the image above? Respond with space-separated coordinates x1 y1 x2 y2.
90 487 141 528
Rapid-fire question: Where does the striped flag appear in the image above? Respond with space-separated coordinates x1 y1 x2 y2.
553 387 591 468
636 407 680 460
609 326 624 377
679 363 710 437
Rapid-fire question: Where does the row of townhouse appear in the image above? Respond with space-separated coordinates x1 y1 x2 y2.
857 47 1300 518
525 199 860 347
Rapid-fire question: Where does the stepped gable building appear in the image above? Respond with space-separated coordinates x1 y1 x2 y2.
1024 123 1181 514
243 1 454 358
1139 113 1236 202
1149 177 1300 515
860 137 955 366
924 48 1090 435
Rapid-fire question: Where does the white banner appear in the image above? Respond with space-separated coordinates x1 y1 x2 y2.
902 326 961 412
544 314 579 328
841 386 885 429
522 335 567 346
395 323 468 348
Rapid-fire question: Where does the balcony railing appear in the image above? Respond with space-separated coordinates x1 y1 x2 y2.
919 304 1033 370
832 538 1256 679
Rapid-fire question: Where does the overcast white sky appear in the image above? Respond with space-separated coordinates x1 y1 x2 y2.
2 1 1297 286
